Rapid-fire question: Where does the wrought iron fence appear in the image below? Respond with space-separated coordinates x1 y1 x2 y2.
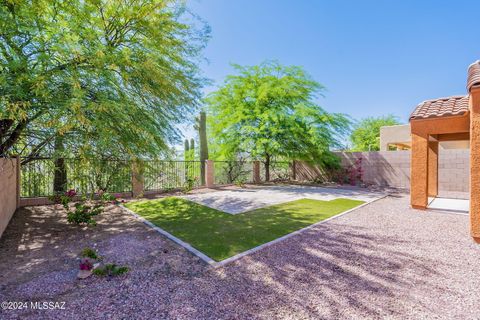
270 161 292 181
143 160 202 192
259 161 292 182
20 158 131 198
214 160 254 185
19 157 294 198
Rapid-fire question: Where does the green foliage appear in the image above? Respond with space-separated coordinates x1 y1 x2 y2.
48 189 77 209
350 115 401 151
234 178 246 187
100 192 116 202
67 202 103 225
183 176 197 193
80 248 101 260
0 0 209 159
93 264 129 277
206 61 351 180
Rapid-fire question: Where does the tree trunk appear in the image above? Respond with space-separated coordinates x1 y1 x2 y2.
53 135 67 193
265 154 270 182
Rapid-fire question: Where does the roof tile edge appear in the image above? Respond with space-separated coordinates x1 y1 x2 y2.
467 60 480 91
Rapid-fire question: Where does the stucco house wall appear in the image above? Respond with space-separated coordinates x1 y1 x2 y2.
0 158 19 238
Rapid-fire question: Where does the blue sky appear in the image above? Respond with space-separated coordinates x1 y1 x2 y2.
181 0 480 139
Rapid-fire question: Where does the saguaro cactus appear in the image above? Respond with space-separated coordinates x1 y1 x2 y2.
189 138 195 160
184 139 189 160
197 111 209 185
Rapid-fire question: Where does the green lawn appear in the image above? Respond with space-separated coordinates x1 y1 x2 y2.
125 197 364 261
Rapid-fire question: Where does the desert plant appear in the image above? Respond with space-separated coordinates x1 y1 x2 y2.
195 111 209 185
49 189 77 209
183 176 198 193
67 203 103 225
234 178 246 187
100 192 116 202
92 264 129 277
80 248 101 260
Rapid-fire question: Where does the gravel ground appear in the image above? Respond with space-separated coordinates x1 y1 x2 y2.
1 193 480 319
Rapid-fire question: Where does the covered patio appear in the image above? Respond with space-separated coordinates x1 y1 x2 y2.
410 60 480 242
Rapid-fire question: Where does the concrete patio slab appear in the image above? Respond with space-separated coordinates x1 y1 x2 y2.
182 185 385 214
428 197 470 213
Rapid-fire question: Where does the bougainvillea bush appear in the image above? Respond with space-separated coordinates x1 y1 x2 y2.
332 156 364 186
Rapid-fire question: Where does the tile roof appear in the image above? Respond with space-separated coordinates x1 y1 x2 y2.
467 60 480 91
409 95 469 120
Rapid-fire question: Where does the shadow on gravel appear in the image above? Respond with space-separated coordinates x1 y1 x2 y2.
176 222 441 319
1 195 469 319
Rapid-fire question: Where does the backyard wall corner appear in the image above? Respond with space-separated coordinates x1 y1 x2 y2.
0 157 19 238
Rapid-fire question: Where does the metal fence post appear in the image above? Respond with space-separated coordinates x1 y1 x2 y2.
291 160 296 181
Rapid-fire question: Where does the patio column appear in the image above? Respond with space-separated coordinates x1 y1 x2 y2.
428 137 438 197
253 161 261 183
410 131 429 209
470 86 480 242
131 160 144 198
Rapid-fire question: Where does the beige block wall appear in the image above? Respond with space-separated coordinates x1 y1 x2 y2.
0 158 18 238
338 151 411 189
438 149 470 194
297 150 469 194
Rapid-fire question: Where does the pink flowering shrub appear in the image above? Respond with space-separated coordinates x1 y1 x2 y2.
332 156 364 186
79 258 94 271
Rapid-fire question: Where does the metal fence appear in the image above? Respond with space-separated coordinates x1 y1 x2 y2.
214 161 254 185
20 157 294 198
258 161 292 182
270 161 292 181
20 158 131 198
143 160 202 192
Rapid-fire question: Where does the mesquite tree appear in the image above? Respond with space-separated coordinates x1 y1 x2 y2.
206 61 351 181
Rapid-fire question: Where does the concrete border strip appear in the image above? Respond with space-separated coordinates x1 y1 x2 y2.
120 193 389 268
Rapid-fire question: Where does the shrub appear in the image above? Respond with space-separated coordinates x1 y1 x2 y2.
80 248 101 260
183 176 198 193
101 192 117 202
234 178 246 187
67 203 103 225
92 264 129 277
49 189 77 209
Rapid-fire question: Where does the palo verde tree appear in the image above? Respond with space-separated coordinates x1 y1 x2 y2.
206 61 351 181
0 0 209 162
350 115 400 151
